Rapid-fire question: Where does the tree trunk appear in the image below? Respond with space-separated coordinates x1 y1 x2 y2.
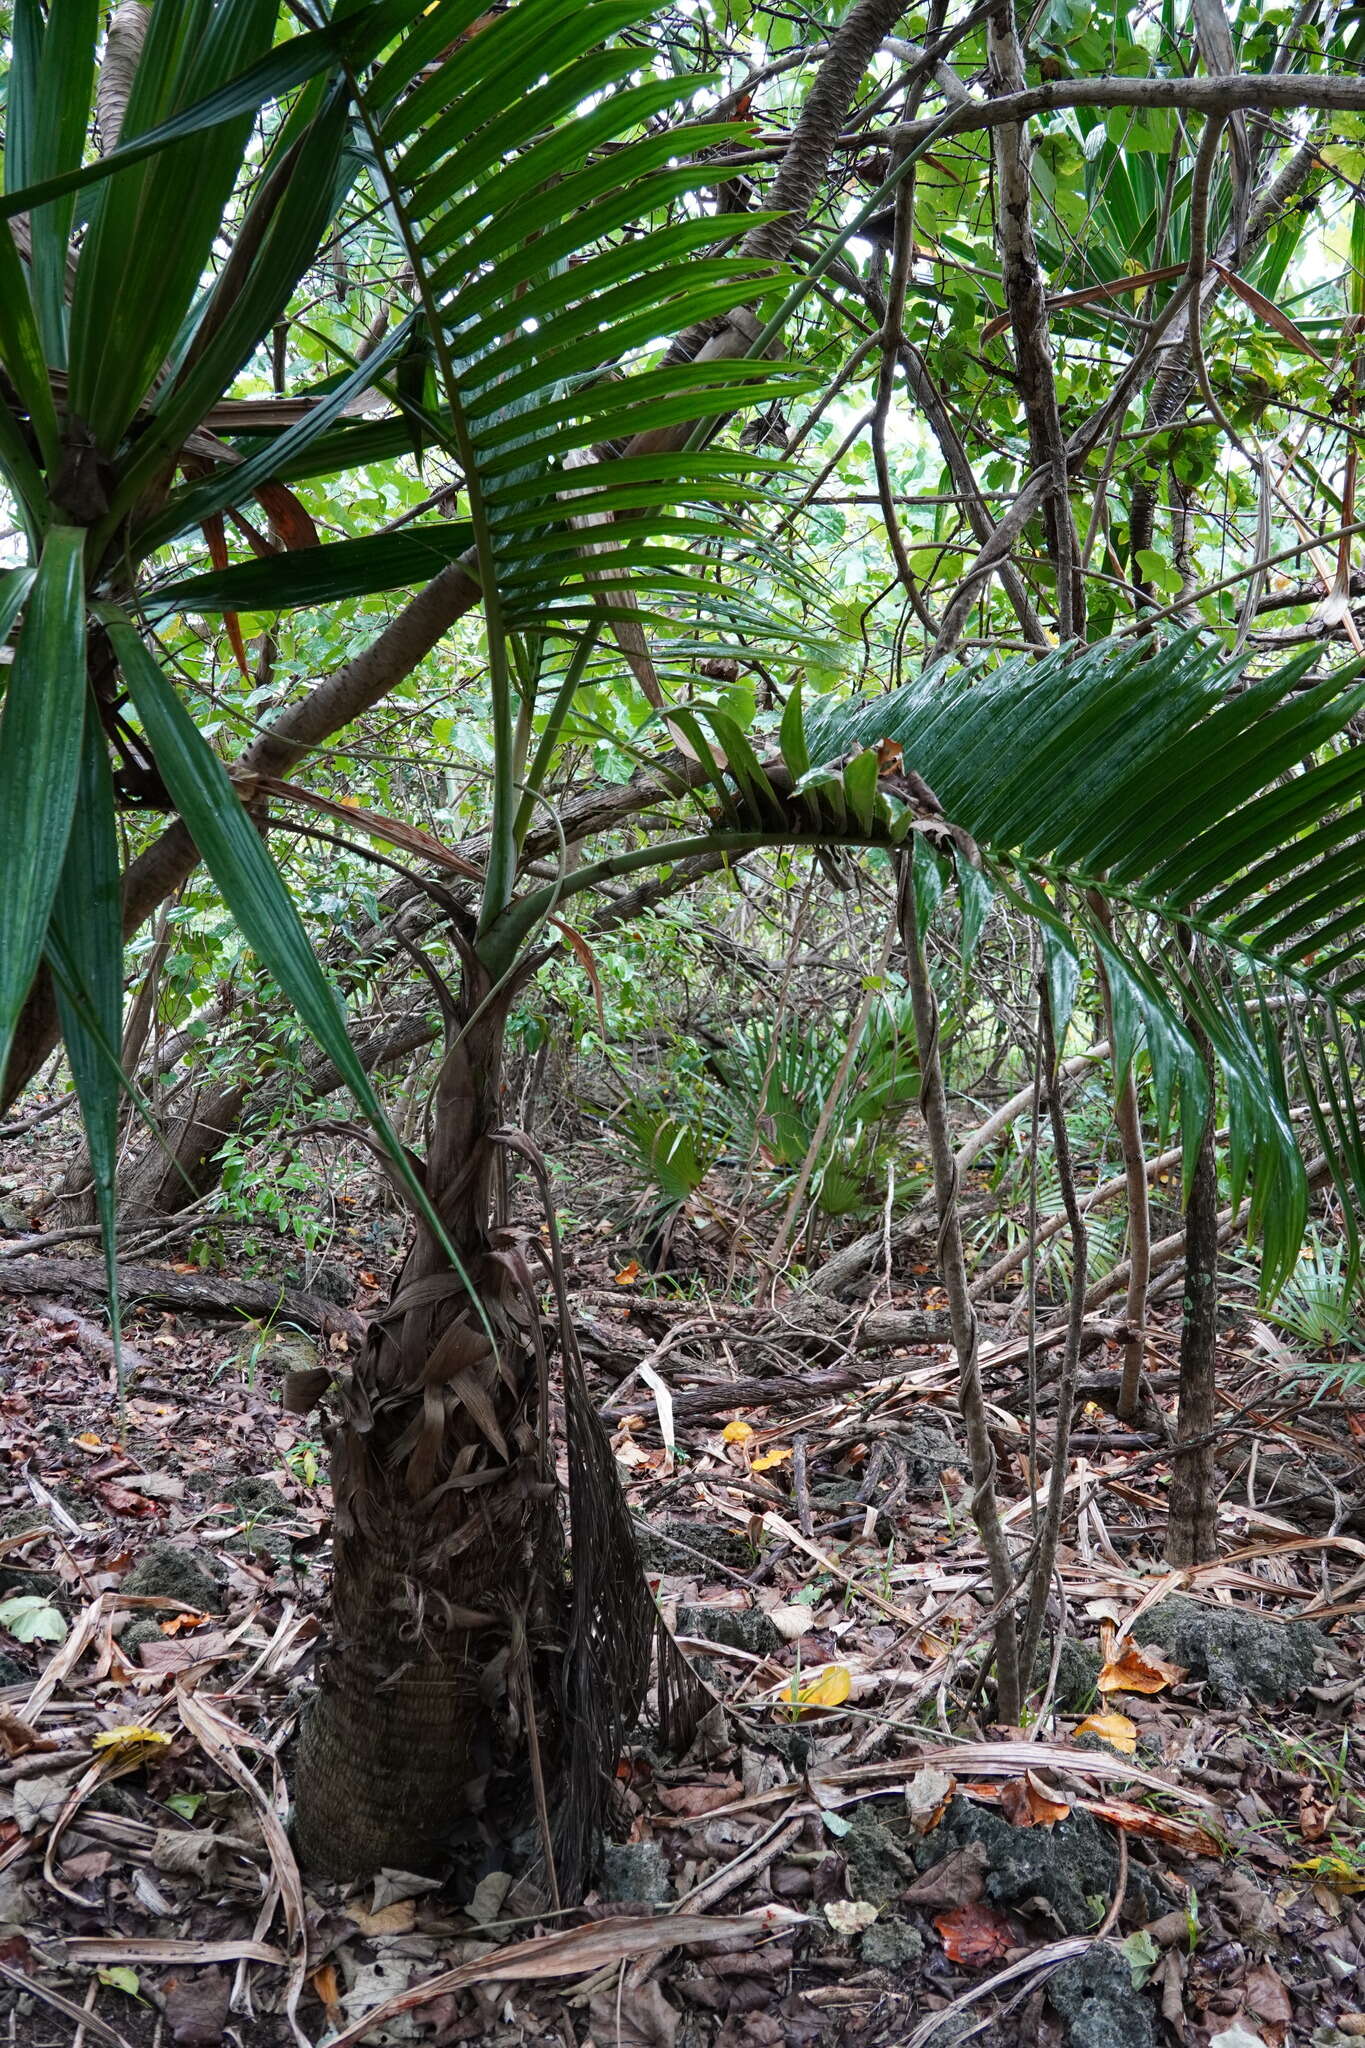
1167 1017 1219 1566
292 969 688 1888
294 981 543 1878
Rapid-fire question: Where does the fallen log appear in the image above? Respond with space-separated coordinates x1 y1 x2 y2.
0 1255 364 1342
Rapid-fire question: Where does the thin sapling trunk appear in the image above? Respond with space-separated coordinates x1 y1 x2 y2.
898 852 1021 1723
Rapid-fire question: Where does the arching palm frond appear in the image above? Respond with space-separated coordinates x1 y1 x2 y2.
797 635 1365 1291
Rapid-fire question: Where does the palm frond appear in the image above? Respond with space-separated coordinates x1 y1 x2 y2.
354 0 813 638
794 635 1365 1290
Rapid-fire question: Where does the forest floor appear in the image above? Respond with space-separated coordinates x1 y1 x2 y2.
0 1136 1363 2048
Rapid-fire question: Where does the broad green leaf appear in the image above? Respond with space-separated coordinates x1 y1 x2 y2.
842 747 879 835
0 528 87 1086
108 78 355 523
913 831 945 936
0 1593 67 1644
6 0 99 366
68 0 282 451
47 709 125 1406
0 218 60 469
779 683 809 780
145 522 476 615
0 0 419 223
958 862 993 970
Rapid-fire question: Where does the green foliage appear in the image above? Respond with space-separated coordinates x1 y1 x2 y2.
1266 1231 1365 1355
0 1593 67 1644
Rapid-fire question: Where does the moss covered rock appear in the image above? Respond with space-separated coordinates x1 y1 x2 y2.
915 1798 1159 1934
121 1541 225 1616
1132 1595 1322 1705
674 1604 781 1657
1048 1948 1156 2048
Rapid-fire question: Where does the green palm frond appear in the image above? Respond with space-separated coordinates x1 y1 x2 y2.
354 0 812 638
793 635 1365 1291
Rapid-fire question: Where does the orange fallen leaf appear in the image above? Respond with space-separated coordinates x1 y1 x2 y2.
752 1446 792 1471
1074 1711 1138 1755
158 1612 212 1636
1000 1770 1070 1828
1085 1798 1220 1858
359 1270 379 1288
74 1432 105 1451
310 1962 342 2024
1097 1629 1185 1696
934 1902 1015 1966
614 1261 641 1286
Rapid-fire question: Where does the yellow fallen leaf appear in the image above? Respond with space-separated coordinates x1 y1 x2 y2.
92 1726 172 1763
722 1420 754 1444
1074 1711 1138 1755
789 1664 851 1715
74 1432 104 1450
1295 1852 1365 1894
752 1446 792 1471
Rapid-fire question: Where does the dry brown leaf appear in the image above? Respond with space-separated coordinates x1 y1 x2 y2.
175 1687 307 2043
1000 1771 1070 1828
67 1937 288 1967
322 1908 808 2048
1243 1960 1293 2047
933 1902 1015 1966
901 1842 988 1910
0 1710 55 1759
655 1779 742 1818
1085 1798 1220 1858
163 1968 230 2048
586 1977 679 2048
1298 1786 1334 1842
1097 1634 1186 1696
345 1898 417 1937
906 1765 955 1835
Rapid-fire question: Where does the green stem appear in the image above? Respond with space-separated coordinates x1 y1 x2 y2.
513 623 602 849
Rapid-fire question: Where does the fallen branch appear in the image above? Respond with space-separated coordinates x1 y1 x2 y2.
0 1255 363 1340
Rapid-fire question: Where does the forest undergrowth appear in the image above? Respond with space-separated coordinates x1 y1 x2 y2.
0 1054 1362 2048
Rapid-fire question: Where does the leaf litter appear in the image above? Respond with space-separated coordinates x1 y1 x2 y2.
0 1214 1362 2045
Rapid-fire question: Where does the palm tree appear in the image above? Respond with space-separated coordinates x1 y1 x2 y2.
0 0 825 1886
3 0 1365 1891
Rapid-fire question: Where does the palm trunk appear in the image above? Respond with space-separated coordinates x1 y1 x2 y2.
293 969 698 1886
294 982 556 1878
